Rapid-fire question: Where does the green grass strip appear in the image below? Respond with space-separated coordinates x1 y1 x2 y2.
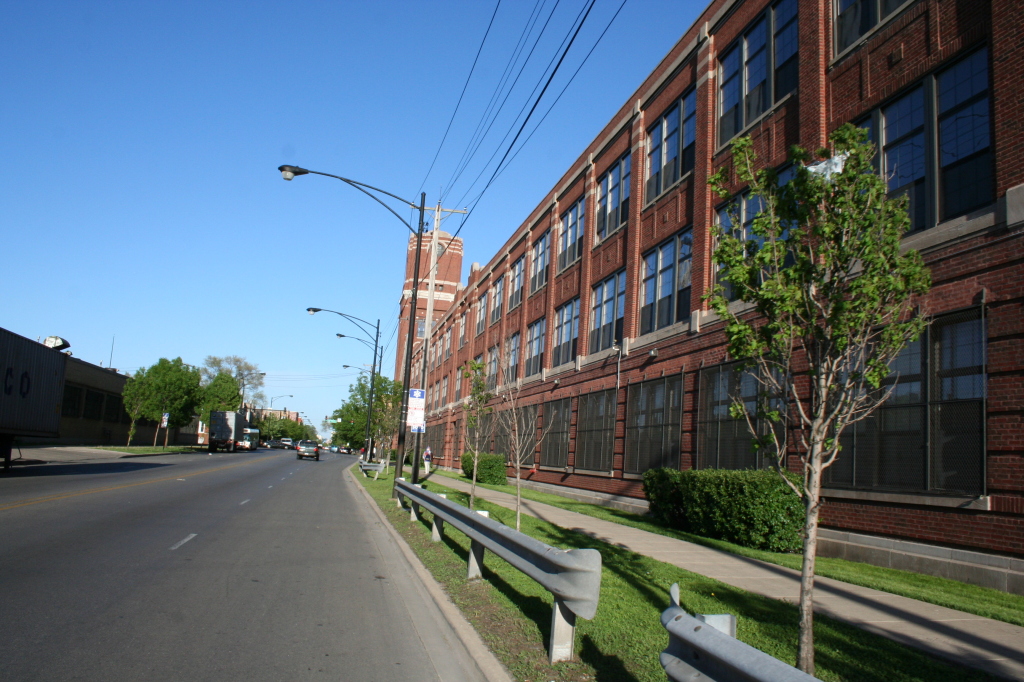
430 469 1024 628
359 469 998 682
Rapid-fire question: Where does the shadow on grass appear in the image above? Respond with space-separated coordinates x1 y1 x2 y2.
579 634 641 682
0 461 171 477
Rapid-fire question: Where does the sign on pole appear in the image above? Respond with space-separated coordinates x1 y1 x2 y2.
407 389 425 433
160 413 170 428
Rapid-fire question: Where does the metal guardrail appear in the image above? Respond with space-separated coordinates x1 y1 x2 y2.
661 583 819 682
394 479 602 663
358 461 386 479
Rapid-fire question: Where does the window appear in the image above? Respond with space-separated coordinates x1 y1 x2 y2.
491 276 504 324
625 375 683 474
829 309 986 496
102 394 122 423
509 257 525 310
476 291 487 335
590 270 626 353
647 92 695 200
487 346 499 391
696 361 765 470
530 231 550 293
837 0 909 53
715 194 763 301
441 375 449 407
455 372 463 401
525 317 546 377
495 404 538 465
641 229 693 335
719 0 798 146
416 318 425 339
575 390 616 472
83 390 104 421
506 332 521 382
597 153 631 240
540 398 572 468
866 48 992 232
558 197 585 270
552 298 580 367
444 327 452 358
61 384 82 418
459 313 467 347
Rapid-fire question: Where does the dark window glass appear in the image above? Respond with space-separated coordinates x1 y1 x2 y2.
83 390 105 421
938 49 992 219
883 87 927 232
697 362 763 470
103 394 123 423
525 318 546 377
641 232 691 335
575 390 616 472
625 375 683 474
509 257 524 309
552 298 580 367
744 18 768 123
62 384 82 418
559 198 585 271
530 231 550 293
540 398 572 468
598 153 631 239
837 0 909 53
491 277 504 324
590 270 626 353
719 46 742 145
774 0 798 96
507 333 520 382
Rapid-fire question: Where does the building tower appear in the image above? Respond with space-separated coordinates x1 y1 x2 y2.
394 229 463 382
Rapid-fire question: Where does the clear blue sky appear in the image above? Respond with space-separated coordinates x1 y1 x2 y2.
2 0 703 436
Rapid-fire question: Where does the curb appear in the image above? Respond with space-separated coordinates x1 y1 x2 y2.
348 467 515 682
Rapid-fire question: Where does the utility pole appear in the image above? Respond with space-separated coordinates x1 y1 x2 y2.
410 201 466 485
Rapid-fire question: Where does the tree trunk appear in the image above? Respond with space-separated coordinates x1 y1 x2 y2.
127 420 136 447
796 462 823 675
163 425 170 448
153 426 159 447
515 461 522 531
470 450 479 510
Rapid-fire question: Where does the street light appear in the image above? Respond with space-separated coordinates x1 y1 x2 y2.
283 165 427 492
270 394 293 408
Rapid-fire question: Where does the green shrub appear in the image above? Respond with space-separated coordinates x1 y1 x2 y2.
461 452 508 485
643 468 803 552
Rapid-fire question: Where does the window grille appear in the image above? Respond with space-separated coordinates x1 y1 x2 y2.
540 398 572 468
625 375 683 474
575 390 617 472
696 361 763 470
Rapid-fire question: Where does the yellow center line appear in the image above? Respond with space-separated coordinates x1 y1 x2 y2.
0 455 280 512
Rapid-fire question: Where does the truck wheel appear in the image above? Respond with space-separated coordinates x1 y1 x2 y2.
209 444 217 453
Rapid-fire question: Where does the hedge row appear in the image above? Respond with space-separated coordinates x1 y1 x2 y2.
460 452 508 485
642 468 804 552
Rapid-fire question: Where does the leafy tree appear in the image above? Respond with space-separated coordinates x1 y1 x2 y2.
328 374 403 458
707 125 930 675
141 358 203 447
461 359 493 510
122 367 151 446
201 356 264 405
197 372 241 431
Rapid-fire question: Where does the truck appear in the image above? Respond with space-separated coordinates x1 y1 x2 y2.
208 411 248 452
1 328 68 470
239 427 260 450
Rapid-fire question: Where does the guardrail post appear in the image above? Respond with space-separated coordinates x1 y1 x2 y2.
431 516 444 542
410 501 419 521
549 597 576 663
467 540 485 580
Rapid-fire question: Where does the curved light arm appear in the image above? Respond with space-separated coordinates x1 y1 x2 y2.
337 334 377 352
307 307 376 340
343 364 373 375
278 165 417 235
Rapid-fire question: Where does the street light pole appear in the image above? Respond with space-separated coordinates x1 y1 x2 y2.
336 320 381 461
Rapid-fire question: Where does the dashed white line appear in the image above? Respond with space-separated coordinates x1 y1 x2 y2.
170 534 197 550
240 499 250 505
268 485 273 489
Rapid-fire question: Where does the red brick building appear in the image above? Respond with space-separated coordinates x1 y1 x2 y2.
403 0 1024 561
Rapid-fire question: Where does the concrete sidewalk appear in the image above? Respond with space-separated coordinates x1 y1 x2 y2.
431 475 1024 680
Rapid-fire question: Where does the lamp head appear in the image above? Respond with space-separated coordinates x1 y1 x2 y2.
279 165 309 181
307 307 321 315
336 333 344 338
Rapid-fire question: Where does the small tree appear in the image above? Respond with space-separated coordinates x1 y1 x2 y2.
493 346 554 530
122 367 151 446
201 355 264 405
141 358 203 447
461 359 493 510
708 125 931 675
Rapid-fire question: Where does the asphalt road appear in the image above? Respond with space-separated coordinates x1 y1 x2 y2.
0 449 488 681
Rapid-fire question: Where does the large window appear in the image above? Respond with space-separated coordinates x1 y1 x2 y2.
864 48 992 232
491 276 504 324
552 298 580 367
696 361 765 470
476 291 488 336
597 153 631 240
459 313 467 347
575 390 617 472
444 327 452 358
487 346 499 391
506 332 521 383
525 317 546 377
719 0 798 146
625 375 683 474
559 197 584 271
61 384 82 418
647 92 695 201
509 257 525 310
540 398 572 468
590 270 627 353
641 229 693 335
441 375 449 407
829 309 986 496
495 404 538 465
83 390 105 421
836 0 909 53
715 195 763 301
530 231 550 293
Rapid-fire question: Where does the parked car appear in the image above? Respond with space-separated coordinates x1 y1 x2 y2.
329 445 339 453
296 440 320 461
280 438 294 450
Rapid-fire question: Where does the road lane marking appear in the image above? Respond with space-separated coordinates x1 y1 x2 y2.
0 455 280 512
268 485 273 488
240 499 250 505
170 534 197 550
